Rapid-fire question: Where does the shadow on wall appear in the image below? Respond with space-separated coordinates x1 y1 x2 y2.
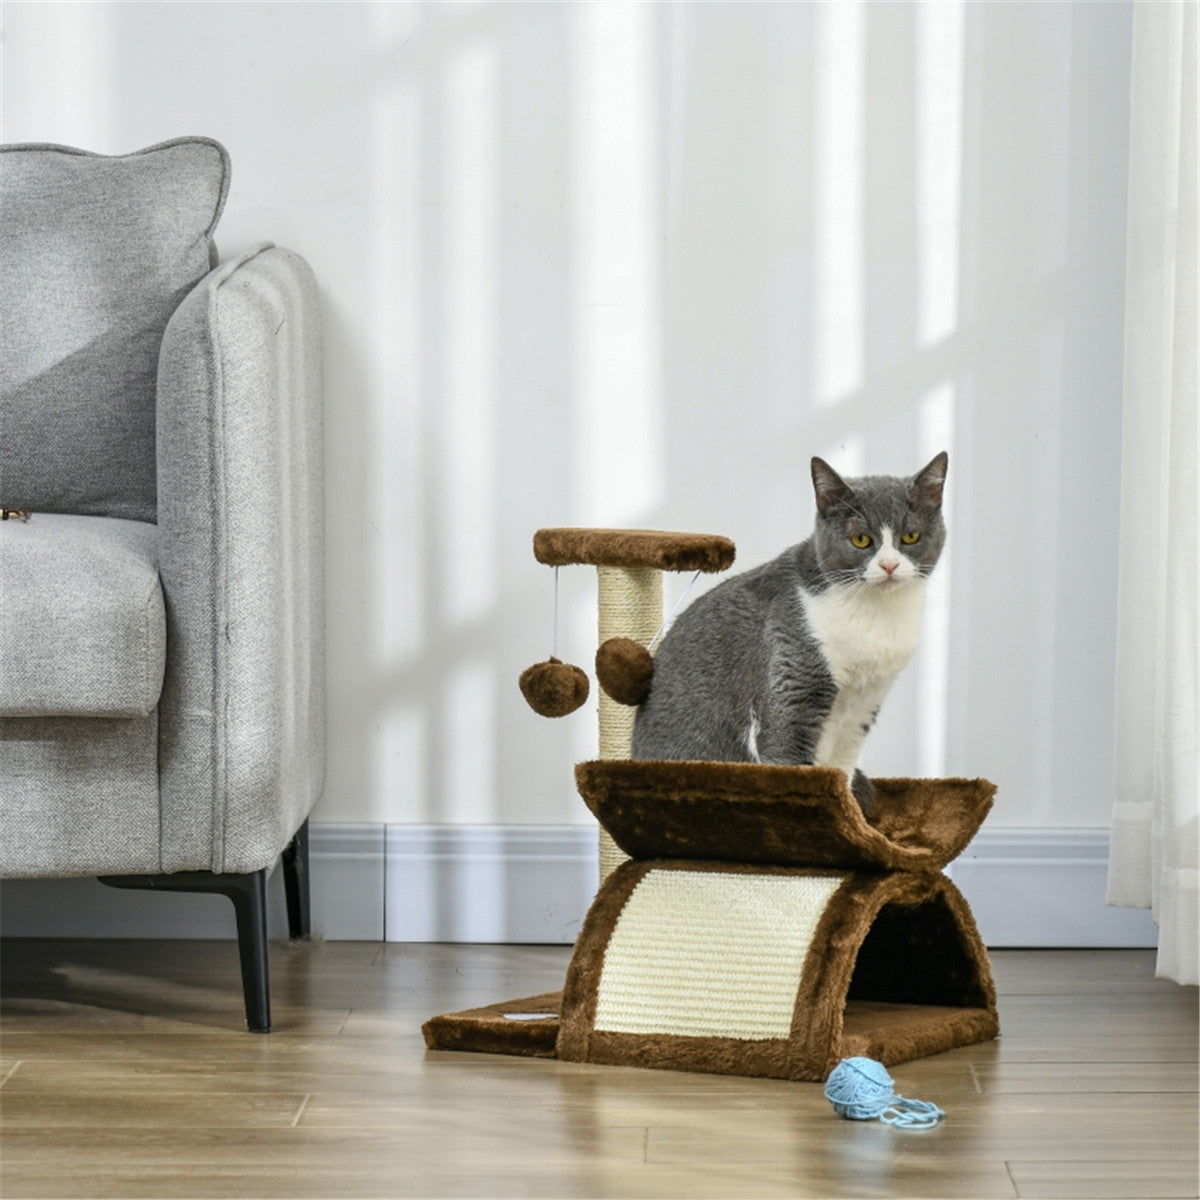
320 0 1127 859
0 0 1130 942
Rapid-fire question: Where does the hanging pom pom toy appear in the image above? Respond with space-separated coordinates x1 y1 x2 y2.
593 568 706 708
824 1057 945 1129
595 637 654 706
520 567 590 718
519 657 589 718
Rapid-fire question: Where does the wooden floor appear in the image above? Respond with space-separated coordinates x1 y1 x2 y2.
1 940 1196 1200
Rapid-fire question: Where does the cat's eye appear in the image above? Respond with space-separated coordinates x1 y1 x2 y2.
901 531 921 545
850 533 872 549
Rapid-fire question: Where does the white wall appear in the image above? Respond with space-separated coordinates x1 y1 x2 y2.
1 1 1132 834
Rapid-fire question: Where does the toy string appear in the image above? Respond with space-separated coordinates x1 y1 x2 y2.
649 570 702 652
553 566 560 659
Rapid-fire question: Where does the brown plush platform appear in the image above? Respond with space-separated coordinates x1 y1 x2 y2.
425 993 998 1079
424 763 1000 1082
421 993 561 1059
533 528 736 574
574 760 995 873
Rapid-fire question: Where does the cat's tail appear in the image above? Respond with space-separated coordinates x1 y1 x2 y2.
595 637 655 707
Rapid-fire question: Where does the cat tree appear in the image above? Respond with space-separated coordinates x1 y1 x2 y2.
423 529 999 1081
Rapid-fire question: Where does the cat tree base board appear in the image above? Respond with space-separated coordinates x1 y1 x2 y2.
421 992 997 1081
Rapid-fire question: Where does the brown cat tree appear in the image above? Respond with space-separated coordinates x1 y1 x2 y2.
422 529 999 1081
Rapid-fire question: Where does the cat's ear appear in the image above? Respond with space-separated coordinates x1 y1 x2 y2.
911 451 949 509
811 457 854 516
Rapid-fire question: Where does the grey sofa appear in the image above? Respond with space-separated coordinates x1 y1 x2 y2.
0 138 325 1032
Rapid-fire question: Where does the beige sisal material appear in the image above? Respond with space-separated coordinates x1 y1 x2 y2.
595 566 662 881
593 869 845 1040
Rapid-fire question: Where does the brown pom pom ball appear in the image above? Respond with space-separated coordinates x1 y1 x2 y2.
595 637 655 706
519 657 589 718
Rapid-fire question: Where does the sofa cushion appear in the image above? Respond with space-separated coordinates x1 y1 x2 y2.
0 138 230 522
0 514 165 718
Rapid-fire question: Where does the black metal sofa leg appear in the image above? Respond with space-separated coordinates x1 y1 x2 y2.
281 819 312 941
98 868 273 1033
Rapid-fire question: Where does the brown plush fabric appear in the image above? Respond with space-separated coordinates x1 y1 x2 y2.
424 863 998 1079
533 528 736 573
564 1004 998 1081
557 859 653 1061
847 878 997 1009
575 760 994 873
841 1002 999 1067
584 1030 796 1080
422 992 562 1057
789 871 997 1079
595 637 655 706
556 860 998 1081
519 658 589 718
558 859 846 1080
425 766 1000 1082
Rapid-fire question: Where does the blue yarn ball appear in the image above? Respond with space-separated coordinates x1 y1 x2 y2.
824 1056 896 1120
824 1057 946 1128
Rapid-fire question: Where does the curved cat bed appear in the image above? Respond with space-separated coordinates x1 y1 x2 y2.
573 760 995 873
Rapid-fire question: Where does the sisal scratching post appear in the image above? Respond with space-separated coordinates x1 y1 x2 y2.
595 566 661 880
528 529 736 885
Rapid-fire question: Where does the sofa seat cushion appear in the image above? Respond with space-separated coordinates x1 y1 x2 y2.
0 514 165 717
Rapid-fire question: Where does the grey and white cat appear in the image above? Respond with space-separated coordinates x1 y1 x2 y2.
631 453 949 813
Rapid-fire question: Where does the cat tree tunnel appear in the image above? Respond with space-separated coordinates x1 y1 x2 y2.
423 529 1000 1081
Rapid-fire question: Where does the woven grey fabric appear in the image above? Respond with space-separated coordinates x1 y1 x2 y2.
0 514 164 717
156 245 325 874
0 713 161 877
0 138 230 522
0 133 324 885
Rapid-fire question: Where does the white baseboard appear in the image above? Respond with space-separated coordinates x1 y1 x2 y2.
0 823 1159 949
0 824 386 941
949 829 1158 948
384 825 599 943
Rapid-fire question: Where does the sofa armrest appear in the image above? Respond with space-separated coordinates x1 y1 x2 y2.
156 244 325 874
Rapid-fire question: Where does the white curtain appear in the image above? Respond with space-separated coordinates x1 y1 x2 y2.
1108 0 1198 985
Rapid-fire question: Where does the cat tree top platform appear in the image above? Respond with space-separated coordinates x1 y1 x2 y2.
533 527 736 573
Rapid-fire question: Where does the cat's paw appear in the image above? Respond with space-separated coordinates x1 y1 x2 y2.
851 769 877 816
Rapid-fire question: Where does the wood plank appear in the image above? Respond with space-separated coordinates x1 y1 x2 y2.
972 1059 1198 1094
949 1033 1195 1063
1007 1158 1199 1200
2 1090 308 1130
646 1125 1020 1199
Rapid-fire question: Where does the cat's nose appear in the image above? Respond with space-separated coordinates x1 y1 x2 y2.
879 558 899 575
